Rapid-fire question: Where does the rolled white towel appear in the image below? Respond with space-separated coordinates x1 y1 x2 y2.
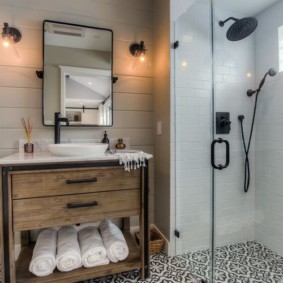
75 221 100 231
29 228 57 277
56 226 82 272
78 226 110 268
99 220 129 263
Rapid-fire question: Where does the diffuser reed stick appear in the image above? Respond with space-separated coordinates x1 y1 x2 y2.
21 117 33 144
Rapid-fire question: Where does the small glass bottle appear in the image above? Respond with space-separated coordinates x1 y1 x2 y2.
115 138 126 149
24 142 34 153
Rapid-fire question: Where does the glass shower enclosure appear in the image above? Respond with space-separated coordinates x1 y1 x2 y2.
174 0 283 282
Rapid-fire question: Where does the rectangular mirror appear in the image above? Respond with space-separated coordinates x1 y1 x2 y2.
43 20 113 126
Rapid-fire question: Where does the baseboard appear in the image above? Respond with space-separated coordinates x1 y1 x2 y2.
15 244 21 261
130 225 139 235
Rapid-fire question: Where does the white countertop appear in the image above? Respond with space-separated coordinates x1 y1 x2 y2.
0 151 119 165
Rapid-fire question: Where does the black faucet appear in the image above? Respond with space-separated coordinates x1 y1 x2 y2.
54 112 69 144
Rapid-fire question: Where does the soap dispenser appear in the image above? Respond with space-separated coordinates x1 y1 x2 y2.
102 131 109 149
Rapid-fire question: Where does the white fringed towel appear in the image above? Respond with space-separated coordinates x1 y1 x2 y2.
99 220 129 263
78 226 110 268
115 150 153 171
29 228 57 277
56 226 82 272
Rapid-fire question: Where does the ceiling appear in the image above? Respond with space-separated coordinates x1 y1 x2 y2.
65 75 111 108
216 0 281 16
172 0 282 21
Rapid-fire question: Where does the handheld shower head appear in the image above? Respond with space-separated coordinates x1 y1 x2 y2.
246 67 277 96
267 68 277 77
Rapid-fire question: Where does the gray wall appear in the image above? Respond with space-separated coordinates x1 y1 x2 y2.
153 0 171 240
255 0 283 256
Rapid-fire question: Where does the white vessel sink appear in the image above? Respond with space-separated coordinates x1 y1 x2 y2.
48 143 108 157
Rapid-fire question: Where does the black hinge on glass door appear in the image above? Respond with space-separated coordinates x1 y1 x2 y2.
211 138 230 170
173 41 179 49
174 229 180 238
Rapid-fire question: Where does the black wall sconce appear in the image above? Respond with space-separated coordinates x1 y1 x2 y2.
112 76 118 84
36 70 44 79
2 22 21 47
129 41 147 62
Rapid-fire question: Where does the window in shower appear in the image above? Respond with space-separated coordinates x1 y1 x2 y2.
278 25 283 72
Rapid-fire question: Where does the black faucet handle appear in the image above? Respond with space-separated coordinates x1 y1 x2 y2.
55 113 69 125
62 118 69 126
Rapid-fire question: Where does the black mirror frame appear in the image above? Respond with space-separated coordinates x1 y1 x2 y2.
41 20 114 127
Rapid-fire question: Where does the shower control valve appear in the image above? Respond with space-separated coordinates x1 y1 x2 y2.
216 112 231 134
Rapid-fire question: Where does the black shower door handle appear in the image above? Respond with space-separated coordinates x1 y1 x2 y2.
211 138 230 170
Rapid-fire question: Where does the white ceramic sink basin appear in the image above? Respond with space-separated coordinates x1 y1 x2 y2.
48 143 108 157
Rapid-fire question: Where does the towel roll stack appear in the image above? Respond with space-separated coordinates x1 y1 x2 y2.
29 220 129 277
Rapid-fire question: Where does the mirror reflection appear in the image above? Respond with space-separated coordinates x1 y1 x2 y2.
43 20 113 126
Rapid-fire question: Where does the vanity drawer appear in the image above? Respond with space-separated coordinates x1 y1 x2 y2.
12 167 141 199
13 189 140 231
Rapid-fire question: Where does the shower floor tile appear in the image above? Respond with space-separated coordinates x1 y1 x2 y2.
82 241 283 283
181 241 283 283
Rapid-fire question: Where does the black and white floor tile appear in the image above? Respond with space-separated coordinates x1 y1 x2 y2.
82 241 283 283
182 241 283 283
82 252 199 283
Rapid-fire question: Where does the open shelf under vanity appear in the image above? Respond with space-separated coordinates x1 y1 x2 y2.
16 232 140 283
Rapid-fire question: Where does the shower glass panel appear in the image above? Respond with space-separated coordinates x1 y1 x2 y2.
174 0 283 282
213 0 283 282
174 0 214 281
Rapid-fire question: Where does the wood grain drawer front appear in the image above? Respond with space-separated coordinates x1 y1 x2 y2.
13 189 140 232
12 167 141 199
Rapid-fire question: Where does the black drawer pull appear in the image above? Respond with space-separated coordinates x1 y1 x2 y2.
66 177 97 184
67 201 98 209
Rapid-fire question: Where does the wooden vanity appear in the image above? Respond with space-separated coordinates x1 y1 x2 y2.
0 156 149 283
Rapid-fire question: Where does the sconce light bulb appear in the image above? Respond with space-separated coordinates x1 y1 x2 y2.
246 72 252 78
2 34 10 47
3 39 10 47
182 61 187 67
140 55 145 62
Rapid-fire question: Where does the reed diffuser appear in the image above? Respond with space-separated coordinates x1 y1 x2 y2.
21 117 34 153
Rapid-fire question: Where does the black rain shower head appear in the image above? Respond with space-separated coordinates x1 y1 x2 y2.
219 17 258 41
247 68 277 96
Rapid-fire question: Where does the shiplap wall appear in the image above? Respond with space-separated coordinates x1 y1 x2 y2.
0 0 154 222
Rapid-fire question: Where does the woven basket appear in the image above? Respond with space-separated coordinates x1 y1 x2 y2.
135 227 164 254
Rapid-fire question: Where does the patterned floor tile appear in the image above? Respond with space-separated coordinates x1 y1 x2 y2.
81 241 283 283
81 253 200 283
212 241 283 283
